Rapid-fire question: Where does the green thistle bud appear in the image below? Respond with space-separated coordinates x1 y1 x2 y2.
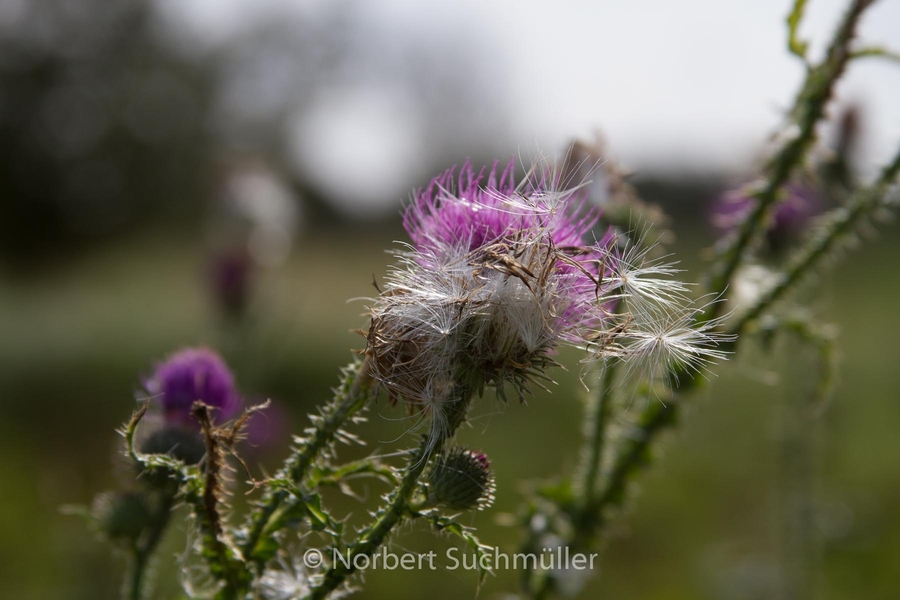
427 448 495 511
91 491 151 541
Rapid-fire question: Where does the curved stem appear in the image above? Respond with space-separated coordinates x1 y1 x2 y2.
587 400 678 517
242 358 372 569
538 135 899 591
304 388 473 599
307 440 433 600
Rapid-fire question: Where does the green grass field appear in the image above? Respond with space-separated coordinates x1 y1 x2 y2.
2 226 898 599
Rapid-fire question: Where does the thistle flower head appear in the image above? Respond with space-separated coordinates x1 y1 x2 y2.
368 160 612 416
366 157 733 445
143 347 241 426
404 159 597 258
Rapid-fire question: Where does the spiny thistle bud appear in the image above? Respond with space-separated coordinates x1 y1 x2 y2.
91 490 152 541
427 448 495 511
142 347 241 426
138 424 206 465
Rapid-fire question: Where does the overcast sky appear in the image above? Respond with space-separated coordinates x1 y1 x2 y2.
161 0 900 210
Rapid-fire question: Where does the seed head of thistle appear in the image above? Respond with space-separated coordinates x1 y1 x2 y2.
364 157 734 445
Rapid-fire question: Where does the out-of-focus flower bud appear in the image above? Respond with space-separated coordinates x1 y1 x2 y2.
91 491 152 542
138 424 206 465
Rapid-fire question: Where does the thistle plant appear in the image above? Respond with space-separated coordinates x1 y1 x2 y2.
76 1 900 598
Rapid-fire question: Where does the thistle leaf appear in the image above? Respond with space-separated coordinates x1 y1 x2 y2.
428 514 494 587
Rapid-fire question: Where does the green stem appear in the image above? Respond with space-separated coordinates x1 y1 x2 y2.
126 553 145 600
705 0 874 321
304 388 473 599
314 458 399 487
526 391 682 599
525 7 886 596
307 441 433 600
564 144 897 577
527 141 900 599
242 358 372 569
124 489 176 600
586 400 678 523
576 363 617 509
535 136 900 589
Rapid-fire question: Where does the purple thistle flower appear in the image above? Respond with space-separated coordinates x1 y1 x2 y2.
366 156 733 450
367 159 615 434
404 159 598 256
243 397 291 452
144 347 241 425
470 450 490 470
401 159 615 334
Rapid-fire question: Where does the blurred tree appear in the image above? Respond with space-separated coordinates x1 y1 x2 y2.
0 0 217 271
0 0 517 274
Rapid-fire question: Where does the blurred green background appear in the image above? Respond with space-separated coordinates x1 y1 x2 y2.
2 1 900 599
3 224 900 600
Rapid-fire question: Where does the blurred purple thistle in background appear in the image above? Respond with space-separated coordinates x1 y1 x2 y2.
143 347 242 426
243 397 291 454
711 180 823 249
208 248 254 320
